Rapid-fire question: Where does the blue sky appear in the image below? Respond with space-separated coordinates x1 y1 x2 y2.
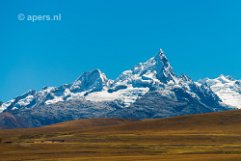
0 0 241 101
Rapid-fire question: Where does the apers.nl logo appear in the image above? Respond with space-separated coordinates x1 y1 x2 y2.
17 13 61 22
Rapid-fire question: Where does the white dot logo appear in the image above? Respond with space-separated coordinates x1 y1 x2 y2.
17 13 25 21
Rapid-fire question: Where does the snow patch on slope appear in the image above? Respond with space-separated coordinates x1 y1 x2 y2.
199 75 241 109
86 87 149 107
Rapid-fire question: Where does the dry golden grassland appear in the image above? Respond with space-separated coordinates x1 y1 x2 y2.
1 110 241 161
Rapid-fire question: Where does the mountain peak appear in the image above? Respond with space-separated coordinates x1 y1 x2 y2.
199 75 241 109
71 68 109 93
115 48 178 85
153 49 177 83
76 68 107 81
218 74 234 81
159 48 164 53
154 48 165 60
154 49 169 67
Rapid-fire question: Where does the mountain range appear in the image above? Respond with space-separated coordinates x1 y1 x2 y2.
0 49 240 128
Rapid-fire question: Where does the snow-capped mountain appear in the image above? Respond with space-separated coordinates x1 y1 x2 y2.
0 48 232 128
1 49 224 112
198 75 241 109
85 49 179 106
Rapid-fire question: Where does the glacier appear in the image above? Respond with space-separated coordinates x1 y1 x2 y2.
198 75 241 109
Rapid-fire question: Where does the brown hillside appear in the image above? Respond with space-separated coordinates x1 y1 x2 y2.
1 110 241 161
98 109 241 133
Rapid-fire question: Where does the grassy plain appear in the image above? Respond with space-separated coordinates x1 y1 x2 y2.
1 110 241 161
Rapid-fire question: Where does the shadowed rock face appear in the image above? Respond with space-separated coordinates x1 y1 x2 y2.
107 90 227 120
0 100 118 128
0 89 228 129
